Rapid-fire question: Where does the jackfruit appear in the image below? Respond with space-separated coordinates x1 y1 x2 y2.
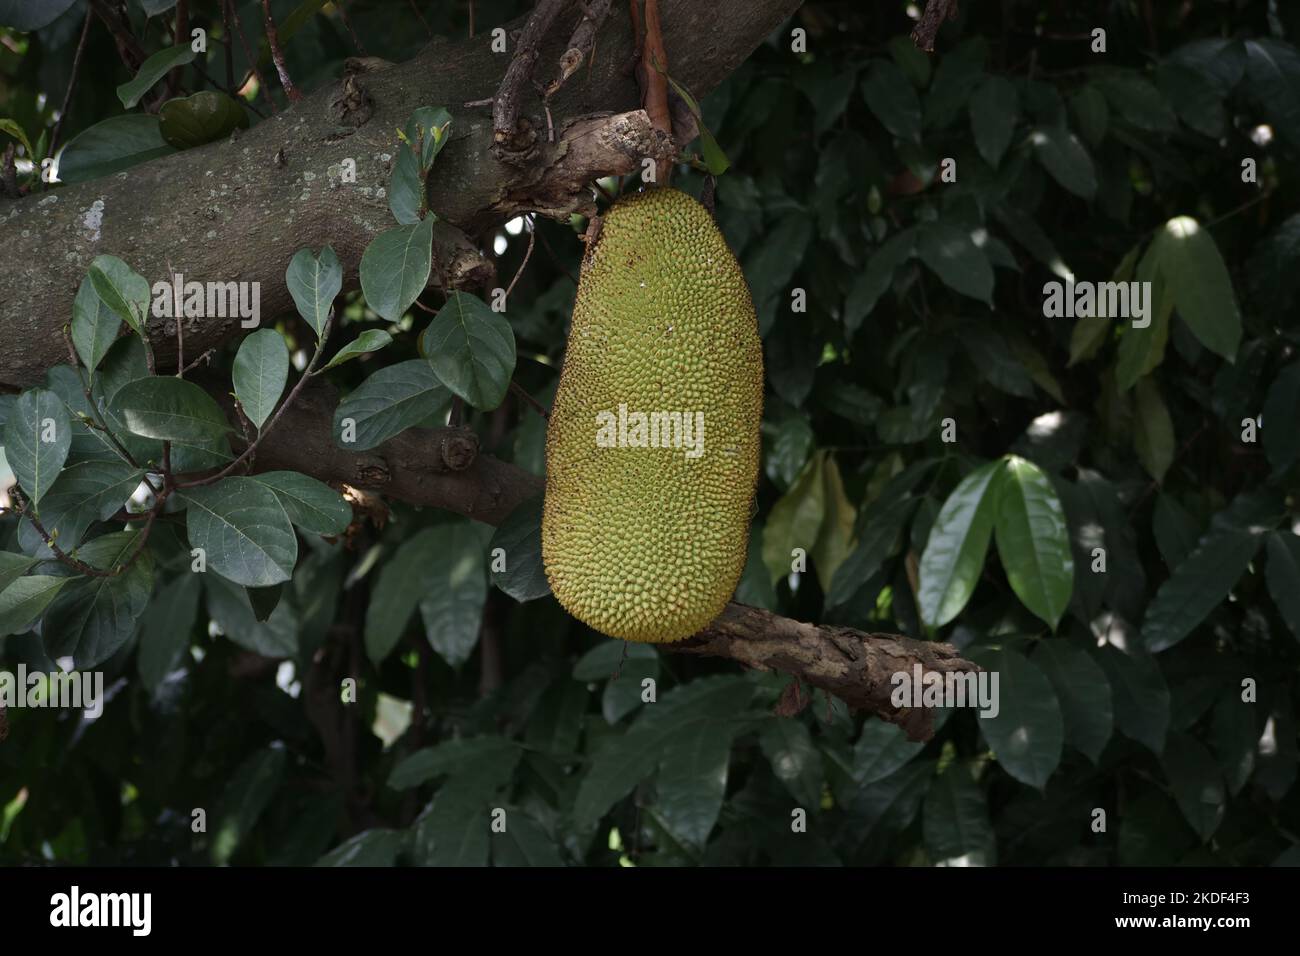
542 187 763 642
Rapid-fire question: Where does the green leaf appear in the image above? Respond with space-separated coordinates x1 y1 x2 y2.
70 273 123 372
1266 532 1300 642
364 524 485 665
1161 733 1226 841
247 472 351 536
321 330 393 371
232 329 289 430
766 414 814 489
44 531 155 668
488 496 551 602
388 143 425 225
969 76 1018 166
418 523 490 669
827 496 915 608
662 74 729 174
333 360 450 451
1132 376 1175 482
917 461 1002 628
359 218 434 322
0 1 77 33
1030 125 1097 200
210 746 287 865
158 91 250 148
861 60 921 142
110 376 232 443
180 478 298 587
0 553 37 594
572 641 657 682
654 721 734 850
1149 216 1241 359
923 764 995 864
492 815 564 867
811 453 856 592
316 829 405 867
1263 363 1300 472
969 646 1064 790
1142 524 1266 653
116 45 197 108
844 228 914 333
1032 640 1113 763
889 34 931 88
1093 645 1169 754
35 461 144 551
204 572 298 657
404 106 453 171
57 115 177 185
87 255 150 337
852 718 924 785
4 388 71 507
285 246 343 338
762 455 825 584
759 717 823 808
0 575 75 637
138 573 201 691
0 118 33 160
993 456 1074 630
917 222 994 305
420 291 517 410
389 736 521 790
574 676 753 831
1091 69 1178 133
1069 85 1109 146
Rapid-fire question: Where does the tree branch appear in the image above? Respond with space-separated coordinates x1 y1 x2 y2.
222 379 974 740
0 0 801 388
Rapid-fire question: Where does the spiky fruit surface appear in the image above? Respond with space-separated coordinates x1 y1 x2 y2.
542 187 763 642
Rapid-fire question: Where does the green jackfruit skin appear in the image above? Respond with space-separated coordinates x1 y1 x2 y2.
542 187 763 643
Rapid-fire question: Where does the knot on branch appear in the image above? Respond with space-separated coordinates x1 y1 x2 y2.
438 429 480 471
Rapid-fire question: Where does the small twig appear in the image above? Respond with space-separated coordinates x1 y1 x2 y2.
636 0 671 133
168 1 190 98
504 216 537 303
262 0 303 102
546 0 611 97
223 0 235 90
180 348 217 375
175 318 332 487
232 0 275 110
463 97 494 108
61 325 141 471
46 3 94 163
468 0 476 37
408 0 433 37
335 0 367 55
509 380 549 420
191 60 268 119
16 491 159 579
535 226 579 286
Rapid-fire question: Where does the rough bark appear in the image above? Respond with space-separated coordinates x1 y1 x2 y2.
0 0 801 387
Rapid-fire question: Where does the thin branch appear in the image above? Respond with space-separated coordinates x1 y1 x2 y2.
503 216 537 303
546 0 611 97
408 0 433 38
535 226 579 286
335 0 367 55
910 0 959 52
492 0 571 152
232 0 275 111
174 319 331 487
509 379 549 419
262 0 303 102
16 492 159 579
637 0 671 133
46 3 94 161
